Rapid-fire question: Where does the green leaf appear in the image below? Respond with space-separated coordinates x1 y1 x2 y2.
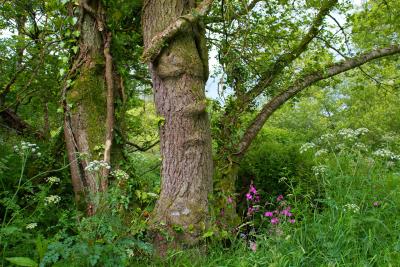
72 46 79 54
202 230 214 238
5 257 38 267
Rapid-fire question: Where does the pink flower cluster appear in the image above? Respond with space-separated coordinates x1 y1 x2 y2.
245 183 296 225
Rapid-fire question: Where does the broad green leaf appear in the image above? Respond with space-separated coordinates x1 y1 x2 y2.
5 257 38 267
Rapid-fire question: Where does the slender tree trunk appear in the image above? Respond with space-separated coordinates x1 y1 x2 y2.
63 0 115 214
142 0 213 246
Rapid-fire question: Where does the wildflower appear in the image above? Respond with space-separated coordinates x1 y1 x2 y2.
246 193 253 200
343 203 360 213
227 196 233 204
247 206 255 216
277 195 284 202
85 160 111 172
270 217 279 225
126 248 134 258
264 211 273 217
373 149 400 161
45 195 61 205
289 219 296 224
319 133 335 142
299 142 315 153
111 169 129 180
249 241 257 252
249 184 257 194
281 209 292 217
14 141 41 157
315 149 328 157
355 128 369 136
373 201 380 207
26 223 37 230
46 176 60 184
338 128 357 140
312 165 328 176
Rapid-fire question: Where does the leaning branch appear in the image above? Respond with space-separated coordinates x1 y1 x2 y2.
141 0 214 62
235 44 400 156
243 0 338 104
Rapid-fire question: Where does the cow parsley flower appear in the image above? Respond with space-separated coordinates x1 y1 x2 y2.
26 223 37 230
45 195 61 205
46 176 60 184
111 169 129 180
85 160 111 172
343 203 360 213
300 142 315 153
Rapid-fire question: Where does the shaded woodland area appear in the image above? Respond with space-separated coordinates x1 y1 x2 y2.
1 0 400 266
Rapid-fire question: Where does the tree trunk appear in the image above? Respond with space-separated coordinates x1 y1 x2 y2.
142 0 213 246
63 0 114 214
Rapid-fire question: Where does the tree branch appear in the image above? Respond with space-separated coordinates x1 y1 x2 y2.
235 44 400 156
242 0 338 105
141 0 214 62
207 0 263 24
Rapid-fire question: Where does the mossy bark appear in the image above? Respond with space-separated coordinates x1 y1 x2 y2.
142 0 213 249
63 0 114 214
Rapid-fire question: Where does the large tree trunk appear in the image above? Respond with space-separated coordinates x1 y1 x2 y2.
63 0 114 214
142 0 213 246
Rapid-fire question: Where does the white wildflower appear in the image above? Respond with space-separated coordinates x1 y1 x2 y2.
338 128 357 140
319 133 335 142
353 142 368 152
300 142 316 154
343 203 360 213
14 141 41 156
315 149 328 157
85 160 111 172
312 165 328 176
26 223 37 230
111 169 129 180
46 176 60 184
45 195 61 205
373 149 400 161
126 248 134 258
355 128 369 136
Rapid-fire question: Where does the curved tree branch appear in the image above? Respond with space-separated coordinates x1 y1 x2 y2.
242 0 338 106
235 44 400 156
141 0 214 62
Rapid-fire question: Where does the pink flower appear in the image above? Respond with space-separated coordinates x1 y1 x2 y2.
247 206 255 216
277 195 284 202
264 211 273 217
249 241 257 252
289 219 295 224
281 209 292 217
270 217 279 225
246 193 253 200
227 196 233 204
250 184 257 194
373 201 380 207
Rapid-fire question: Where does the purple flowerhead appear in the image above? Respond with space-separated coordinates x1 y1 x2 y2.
277 195 284 202
264 211 273 217
227 196 233 204
246 193 253 200
281 209 292 217
270 217 279 225
250 184 257 194
289 219 296 224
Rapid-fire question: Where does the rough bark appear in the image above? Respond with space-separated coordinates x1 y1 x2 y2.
142 0 213 246
63 0 115 213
